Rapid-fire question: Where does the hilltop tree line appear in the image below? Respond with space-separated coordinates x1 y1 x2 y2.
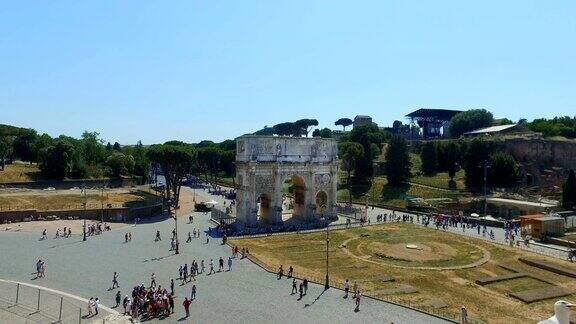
0 125 236 187
529 116 576 138
0 124 149 180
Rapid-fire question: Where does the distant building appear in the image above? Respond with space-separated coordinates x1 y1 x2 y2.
405 108 462 139
464 124 533 137
353 115 376 128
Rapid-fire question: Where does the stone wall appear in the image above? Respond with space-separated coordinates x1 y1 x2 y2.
0 203 162 223
503 138 576 170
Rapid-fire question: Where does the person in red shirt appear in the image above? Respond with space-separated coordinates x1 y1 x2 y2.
182 297 192 317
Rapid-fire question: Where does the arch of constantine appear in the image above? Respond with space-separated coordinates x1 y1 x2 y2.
235 135 339 227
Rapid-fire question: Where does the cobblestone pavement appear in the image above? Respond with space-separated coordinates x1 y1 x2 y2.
0 187 448 324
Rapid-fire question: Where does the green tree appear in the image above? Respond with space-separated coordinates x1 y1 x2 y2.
312 128 332 138
562 170 576 210
112 142 121 151
334 118 353 131
13 129 38 162
106 152 135 177
0 135 16 170
196 146 223 186
338 142 364 205
253 126 275 136
273 122 296 136
529 116 576 138
384 136 411 186
489 152 520 187
295 119 319 137
392 120 402 133
447 141 459 180
81 131 106 165
39 140 76 179
449 109 494 137
349 124 388 179
463 138 492 188
147 144 195 207
420 141 437 175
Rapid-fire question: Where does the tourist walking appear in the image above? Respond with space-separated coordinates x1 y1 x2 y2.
168 294 174 313
150 273 156 288
191 284 196 300
461 306 468 323
303 278 308 295
344 279 350 298
88 297 94 316
219 257 224 272
209 259 214 275
94 297 100 315
355 291 361 311
292 279 297 294
112 272 119 289
183 297 191 317
228 256 232 271
115 291 121 308
122 295 130 314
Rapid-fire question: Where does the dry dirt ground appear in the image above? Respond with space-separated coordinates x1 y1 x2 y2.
231 223 576 323
0 187 157 211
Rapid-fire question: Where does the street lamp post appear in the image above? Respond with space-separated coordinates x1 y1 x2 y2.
483 161 491 216
100 184 104 223
169 199 179 255
323 204 330 290
82 185 87 242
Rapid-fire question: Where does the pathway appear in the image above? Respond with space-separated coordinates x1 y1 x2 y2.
0 186 449 324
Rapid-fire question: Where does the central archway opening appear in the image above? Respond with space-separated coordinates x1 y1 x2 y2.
282 175 306 221
257 193 271 222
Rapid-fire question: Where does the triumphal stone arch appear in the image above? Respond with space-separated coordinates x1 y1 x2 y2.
235 135 339 227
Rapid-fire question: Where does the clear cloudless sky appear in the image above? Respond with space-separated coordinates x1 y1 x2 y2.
1 1 575 144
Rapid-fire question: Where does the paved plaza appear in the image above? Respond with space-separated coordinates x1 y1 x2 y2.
0 187 448 323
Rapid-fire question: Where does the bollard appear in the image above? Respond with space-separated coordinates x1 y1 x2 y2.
59 296 63 321
15 283 20 304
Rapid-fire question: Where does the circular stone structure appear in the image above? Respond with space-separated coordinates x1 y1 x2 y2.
341 235 491 270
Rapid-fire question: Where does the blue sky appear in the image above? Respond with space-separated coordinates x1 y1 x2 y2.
1 1 575 144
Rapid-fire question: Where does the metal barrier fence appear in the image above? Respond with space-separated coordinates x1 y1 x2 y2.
0 281 92 324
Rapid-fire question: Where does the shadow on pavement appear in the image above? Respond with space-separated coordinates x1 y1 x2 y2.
304 289 326 308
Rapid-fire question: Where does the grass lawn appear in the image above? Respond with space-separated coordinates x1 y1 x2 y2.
231 223 576 323
411 170 466 190
485 277 551 295
338 177 465 209
0 162 41 183
0 190 158 211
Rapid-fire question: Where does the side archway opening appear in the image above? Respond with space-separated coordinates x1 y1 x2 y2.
257 193 272 222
